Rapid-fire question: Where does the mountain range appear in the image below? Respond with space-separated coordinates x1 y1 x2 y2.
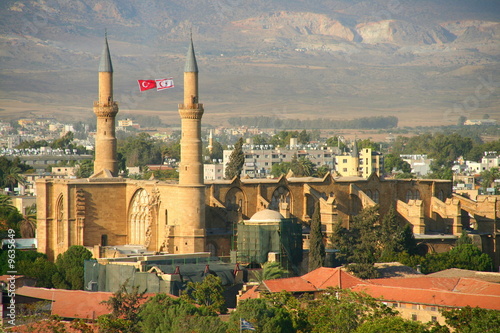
0 0 499 127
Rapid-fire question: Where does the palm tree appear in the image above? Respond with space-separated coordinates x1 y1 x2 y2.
19 204 36 238
252 261 288 282
0 194 16 213
3 166 26 191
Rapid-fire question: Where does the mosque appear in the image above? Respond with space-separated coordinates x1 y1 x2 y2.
36 36 498 268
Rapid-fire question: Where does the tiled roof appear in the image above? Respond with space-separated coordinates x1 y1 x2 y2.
301 267 366 289
240 267 500 311
352 283 500 310
239 285 260 301
369 276 500 296
17 286 114 320
427 268 500 283
263 277 316 293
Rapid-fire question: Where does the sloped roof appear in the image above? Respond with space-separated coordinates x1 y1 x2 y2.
427 268 500 283
98 35 113 73
262 276 316 293
301 267 366 289
352 283 500 310
17 286 113 320
368 276 500 296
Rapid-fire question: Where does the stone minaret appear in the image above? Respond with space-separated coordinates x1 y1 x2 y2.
176 36 206 253
93 34 118 177
208 129 214 154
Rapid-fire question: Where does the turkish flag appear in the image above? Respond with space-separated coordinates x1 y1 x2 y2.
137 80 156 92
156 78 174 91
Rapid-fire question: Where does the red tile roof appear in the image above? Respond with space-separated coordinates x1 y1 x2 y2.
17 287 114 320
240 267 500 311
352 283 500 310
263 277 316 293
239 285 260 301
301 267 366 289
369 276 500 296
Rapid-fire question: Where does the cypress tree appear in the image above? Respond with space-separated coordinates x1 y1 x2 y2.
309 201 325 271
225 137 244 179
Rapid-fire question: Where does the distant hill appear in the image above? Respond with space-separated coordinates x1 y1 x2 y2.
0 0 499 127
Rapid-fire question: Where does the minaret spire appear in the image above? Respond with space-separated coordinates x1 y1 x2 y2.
93 32 119 177
176 35 206 253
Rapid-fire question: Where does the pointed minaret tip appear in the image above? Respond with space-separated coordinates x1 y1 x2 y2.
184 35 198 73
99 31 113 73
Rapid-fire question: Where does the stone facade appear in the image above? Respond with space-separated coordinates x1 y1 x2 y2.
35 37 499 269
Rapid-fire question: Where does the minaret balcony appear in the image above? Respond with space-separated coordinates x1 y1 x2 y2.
93 101 119 117
178 103 204 110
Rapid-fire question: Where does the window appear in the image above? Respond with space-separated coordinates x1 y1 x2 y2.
412 314 417 321
406 190 413 202
343 168 347 172
343 159 347 163
392 303 398 308
431 316 437 323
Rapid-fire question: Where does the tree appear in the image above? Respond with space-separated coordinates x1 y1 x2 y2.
76 160 94 178
383 154 411 175
52 245 93 290
306 287 396 333
225 137 244 179
271 161 292 178
3 166 26 191
229 298 295 333
309 202 325 271
456 230 472 246
0 194 22 239
181 274 227 314
479 167 500 189
441 306 500 333
252 261 289 282
355 315 430 333
19 204 36 238
99 281 146 333
346 206 381 279
17 256 57 288
138 293 227 333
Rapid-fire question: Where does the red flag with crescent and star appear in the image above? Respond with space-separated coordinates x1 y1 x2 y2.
137 80 156 92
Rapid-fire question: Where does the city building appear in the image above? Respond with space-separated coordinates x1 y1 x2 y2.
35 35 499 270
239 267 500 326
223 142 339 179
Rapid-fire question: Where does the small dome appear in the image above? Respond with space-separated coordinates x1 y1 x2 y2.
249 209 284 222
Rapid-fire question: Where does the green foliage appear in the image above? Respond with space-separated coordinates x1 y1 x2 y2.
271 161 292 178
205 140 224 162
76 160 94 178
225 137 245 179
143 168 179 180
0 194 22 238
99 281 146 333
479 167 500 189
18 256 57 288
309 201 325 271
306 288 397 333
181 274 227 314
326 136 347 151
118 133 164 167
291 155 315 177
396 244 493 274
138 293 227 333
229 297 295 333
441 306 500 333
456 230 472 246
252 261 289 282
355 315 431 333
384 153 411 174
52 245 93 290
228 115 398 130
